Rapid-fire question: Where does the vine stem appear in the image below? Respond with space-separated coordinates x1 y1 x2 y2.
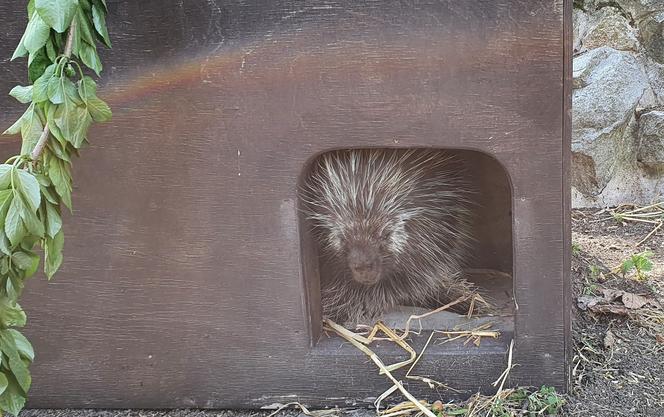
29 18 78 163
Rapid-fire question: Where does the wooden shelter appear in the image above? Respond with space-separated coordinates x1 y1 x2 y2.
0 0 571 409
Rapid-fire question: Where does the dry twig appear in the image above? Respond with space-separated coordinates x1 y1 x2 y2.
322 296 505 417
593 203 664 246
324 319 436 417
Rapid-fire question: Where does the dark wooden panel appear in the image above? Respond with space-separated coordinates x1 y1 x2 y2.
0 0 570 408
562 0 574 390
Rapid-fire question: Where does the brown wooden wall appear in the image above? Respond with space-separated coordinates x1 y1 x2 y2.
0 0 571 409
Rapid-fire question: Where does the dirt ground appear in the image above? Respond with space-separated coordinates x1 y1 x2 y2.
18 209 664 417
563 209 664 416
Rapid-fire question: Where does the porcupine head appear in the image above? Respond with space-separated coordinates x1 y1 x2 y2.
304 149 478 323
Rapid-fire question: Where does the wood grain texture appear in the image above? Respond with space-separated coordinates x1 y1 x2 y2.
0 0 570 408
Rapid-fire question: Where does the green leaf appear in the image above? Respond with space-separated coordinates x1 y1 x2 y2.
47 157 72 209
35 0 79 33
0 373 8 397
35 173 51 187
2 104 35 138
47 75 81 106
27 47 52 84
70 106 93 147
0 258 8 275
0 192 14 257
79 41 102 75
86 96 112 122
78 75 97 99
0 300 26 328
18 103 44 155
11 37 28 61
23 11 50 54
8 86 33 105
0 236 11 260
0 332 29 410
0 191 13 210
52 98 75 139
10 10 37 61
11 252 33 271
11 252 40 278
76 8 96 46
2 118 23 137
3 103 43 155
16 170 41 211
40 185 58 205
4 196 25 247
65 83 84 106
634 253 653 272
0 371 26 417
19 236 39 252
0 166 13 190
45 36 58 62
53 31 64 50
45 134 71 162
6 330 34 362
79 75 110 123
641 259 653 272
5 274 23 301
94 0 107 12
92 4 111 47
18 203 44 239
44 230 64 279
8 357 30 393
32 64 56 103
620 259 635 274
46 76 64 104
0 331 19 362
3 102 43 143
0 237 12 259
54 98 90 148
44 104 68 151
45 202 62 238
3 272 24 300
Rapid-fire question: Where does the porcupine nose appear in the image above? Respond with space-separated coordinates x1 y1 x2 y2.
348 245 382 285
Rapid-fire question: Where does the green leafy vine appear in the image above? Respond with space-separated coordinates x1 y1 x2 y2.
1 0 112 414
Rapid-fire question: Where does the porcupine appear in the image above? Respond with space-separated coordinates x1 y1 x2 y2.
302 148 484 324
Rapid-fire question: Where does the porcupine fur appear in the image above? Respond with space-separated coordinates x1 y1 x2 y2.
302 148 482 324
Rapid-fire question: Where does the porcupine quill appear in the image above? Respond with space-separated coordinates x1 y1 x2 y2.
302 149 488 324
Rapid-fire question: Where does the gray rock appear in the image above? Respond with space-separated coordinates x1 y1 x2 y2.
643 57 664 105
639 11 664 62
569 3 664 206
581 7 640 52
574 8 591 53
637 110 664 171
572 47 650 196
615 0 664 21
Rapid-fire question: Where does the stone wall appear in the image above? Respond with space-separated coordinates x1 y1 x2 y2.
573 0 664 207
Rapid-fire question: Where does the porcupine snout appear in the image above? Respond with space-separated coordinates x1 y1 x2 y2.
346 242 383 285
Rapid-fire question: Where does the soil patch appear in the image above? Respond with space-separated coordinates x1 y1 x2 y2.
563 210 664 416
